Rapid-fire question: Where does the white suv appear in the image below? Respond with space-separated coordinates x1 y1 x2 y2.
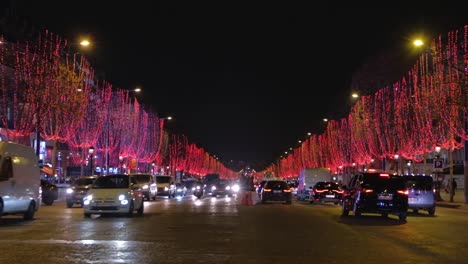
83 174 144 217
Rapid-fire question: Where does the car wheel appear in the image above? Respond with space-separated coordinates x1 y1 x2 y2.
399 212 407 221
127 202 134 217
341 201 349 216
23 202 35 220
43 197 54 206
66 201 74 208
137 202 144 215
428 207 436 216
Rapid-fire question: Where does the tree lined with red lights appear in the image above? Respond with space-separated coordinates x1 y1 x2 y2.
263 25 468 178
0 30 233 177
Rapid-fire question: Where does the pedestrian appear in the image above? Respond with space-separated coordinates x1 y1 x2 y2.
451 178 457 195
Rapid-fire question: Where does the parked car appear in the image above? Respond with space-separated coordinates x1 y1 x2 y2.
342 172 408 220
260 180 292 204
402 175 436 215
130 173 157 201
41 179 58 206
83 174 144 217
310 181 345 205
65 175 98 208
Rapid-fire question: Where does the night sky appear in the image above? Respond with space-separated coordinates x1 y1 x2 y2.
2 2 468 170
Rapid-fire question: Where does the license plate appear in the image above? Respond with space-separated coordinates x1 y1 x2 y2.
378 195 392 200
409 197 418 202
273 190 281 193
325 195 335 198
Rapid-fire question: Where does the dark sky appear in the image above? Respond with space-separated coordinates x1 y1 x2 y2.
3 2 468 170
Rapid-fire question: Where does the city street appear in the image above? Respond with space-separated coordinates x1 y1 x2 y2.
0 193 467 263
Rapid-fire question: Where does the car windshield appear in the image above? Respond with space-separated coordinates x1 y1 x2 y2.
265 181 289 189
403 176 433 191
315 182 339 189
361 174 405 191
92 175 129 189
134 174 152 183
74 178 96 186
156 176 171 183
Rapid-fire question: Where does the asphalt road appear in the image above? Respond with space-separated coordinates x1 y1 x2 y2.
0 193 467 264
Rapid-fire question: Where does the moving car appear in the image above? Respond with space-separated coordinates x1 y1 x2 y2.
211 179 235 197
402 175 436 215
310 181 344 204
130 173 157 201
83 174 144 217
65 175 98 208
260 180 292 204
41 179 58 206
0 141 41 220
342 172 408 220
155 175 176 198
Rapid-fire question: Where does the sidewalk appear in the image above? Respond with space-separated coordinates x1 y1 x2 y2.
436 189 468 210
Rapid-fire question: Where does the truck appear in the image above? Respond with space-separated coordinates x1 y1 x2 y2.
296 167 331 200
0 141 41 220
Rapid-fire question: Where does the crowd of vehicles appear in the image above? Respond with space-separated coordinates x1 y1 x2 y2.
0 141 437 222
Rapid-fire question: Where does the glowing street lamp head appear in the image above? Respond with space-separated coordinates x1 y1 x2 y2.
413 39 424 47
80 40 90 47
166 116 172 120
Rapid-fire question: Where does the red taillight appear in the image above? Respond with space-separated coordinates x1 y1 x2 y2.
283 189 292 193
397 190 408 195
433 188 436 193
333 190 344 194
363 189 374 193
263 188 272 192
314 189 327 193
379 173 390 178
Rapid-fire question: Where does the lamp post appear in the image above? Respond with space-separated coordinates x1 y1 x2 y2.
434 146 443 201
414 38 468 204
88 146 94 176
119 155 124 174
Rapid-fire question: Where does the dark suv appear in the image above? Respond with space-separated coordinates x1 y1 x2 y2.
310 181 345 205
341 172 408 220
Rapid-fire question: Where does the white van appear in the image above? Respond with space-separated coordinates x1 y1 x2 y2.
0 141 41 220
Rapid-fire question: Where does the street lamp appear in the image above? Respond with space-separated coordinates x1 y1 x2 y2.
88 146 95 176
414 38 468 203
119 155 124 174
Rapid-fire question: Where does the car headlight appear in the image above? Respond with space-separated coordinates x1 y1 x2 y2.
211 186 216 190
85 195 93 201
226 186 231 190
142 185 149 189
66 188 74 194
119 194 126 200
232 184 240 192
196 186 200 190
164 187 169 191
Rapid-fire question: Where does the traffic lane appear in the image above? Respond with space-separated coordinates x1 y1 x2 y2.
0 195 239 264
230 201 468 264
0 197 467 263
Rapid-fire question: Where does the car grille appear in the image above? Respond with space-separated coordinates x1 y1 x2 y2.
90 206 119 211
93 198 116 204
